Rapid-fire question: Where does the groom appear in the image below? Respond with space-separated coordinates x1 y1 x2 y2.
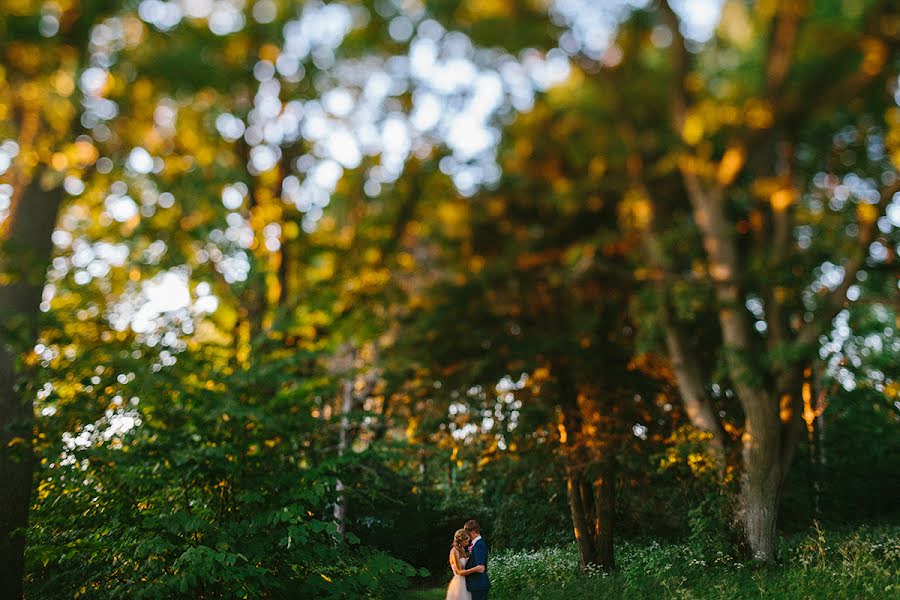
463 519 490 600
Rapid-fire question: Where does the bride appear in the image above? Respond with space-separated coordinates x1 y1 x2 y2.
446 529 485 600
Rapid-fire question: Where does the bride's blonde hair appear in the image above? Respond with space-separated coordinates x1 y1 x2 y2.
452 528 470 557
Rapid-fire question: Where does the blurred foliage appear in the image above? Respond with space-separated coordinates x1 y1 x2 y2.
0 0 898 596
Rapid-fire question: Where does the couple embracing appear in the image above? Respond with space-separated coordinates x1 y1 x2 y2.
445 519 490 600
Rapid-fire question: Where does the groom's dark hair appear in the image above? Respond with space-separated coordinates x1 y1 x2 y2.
464 519 480 534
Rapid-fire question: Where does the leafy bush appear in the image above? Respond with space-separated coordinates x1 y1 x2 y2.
480 447 572 551
686 492 740 563
25 347 427 599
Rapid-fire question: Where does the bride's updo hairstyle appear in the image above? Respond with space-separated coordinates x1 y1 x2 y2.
453 528 470 557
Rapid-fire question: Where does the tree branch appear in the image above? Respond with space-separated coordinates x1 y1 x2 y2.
745 0 900 164
764 3 804 98
765 140 796 363
664 17 770 411
661 0 689 130
639 183 727 465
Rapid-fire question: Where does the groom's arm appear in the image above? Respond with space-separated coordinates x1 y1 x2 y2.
473 541 487 568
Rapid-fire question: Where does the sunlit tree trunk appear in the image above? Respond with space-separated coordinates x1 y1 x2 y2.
806 407 821 520
564 466 596 568
562 440 615 569
0 179 62 599
554 360 616 569
556 361 595 568
814 404 826 518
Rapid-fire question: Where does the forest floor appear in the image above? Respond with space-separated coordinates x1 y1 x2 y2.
400 524 900 600
398 587 445 600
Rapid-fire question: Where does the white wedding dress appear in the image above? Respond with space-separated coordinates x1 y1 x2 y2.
445 553 472 600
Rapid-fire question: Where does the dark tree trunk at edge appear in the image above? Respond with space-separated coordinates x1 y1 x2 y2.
0 179 62 599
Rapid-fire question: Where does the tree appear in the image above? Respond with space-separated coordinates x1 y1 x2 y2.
2 0 441 591
623 1 900 560
430 0 900 562
0 3 106 592
385 87 667 568
6 1 900 595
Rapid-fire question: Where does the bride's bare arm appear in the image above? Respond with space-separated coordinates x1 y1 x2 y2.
454 550 485 576
450 549 462 575
450 549 485 575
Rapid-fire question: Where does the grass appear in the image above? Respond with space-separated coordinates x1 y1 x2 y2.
398 587 445 600
482 524 900 600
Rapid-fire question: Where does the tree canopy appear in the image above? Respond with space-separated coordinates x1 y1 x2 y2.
1 1 899 598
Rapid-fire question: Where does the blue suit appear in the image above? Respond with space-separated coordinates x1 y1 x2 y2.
465 537 489 600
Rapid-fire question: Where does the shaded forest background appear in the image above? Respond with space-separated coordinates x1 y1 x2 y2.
1 1 899 598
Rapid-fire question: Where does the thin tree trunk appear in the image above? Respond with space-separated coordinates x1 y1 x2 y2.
592 459 615 568
555 360 600 569
580 476 597 543
331 345 379 536
333 377 354 535
814 405 826 518
0 179 63 599
660 307 727 470
418 446 427 499
565 466 596 568
807 364 828 520
807 414 818 520
640 196 727 470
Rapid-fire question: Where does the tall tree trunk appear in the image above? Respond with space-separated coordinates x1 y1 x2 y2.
741 403 782 562
662 4 790 561
682 178 785 562
0 180 63 599
656 0 900 563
